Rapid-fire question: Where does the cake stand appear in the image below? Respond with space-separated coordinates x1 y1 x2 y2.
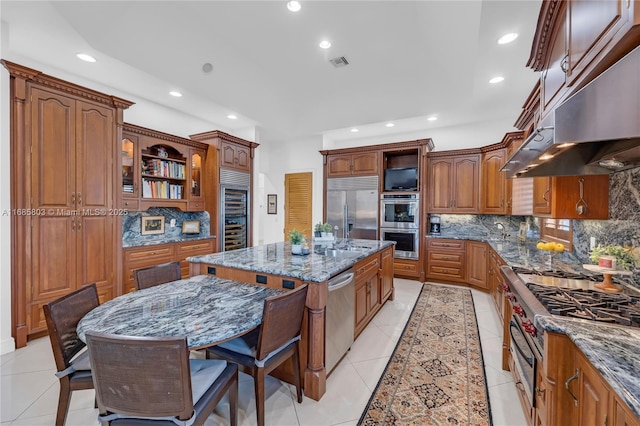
582 264 633 292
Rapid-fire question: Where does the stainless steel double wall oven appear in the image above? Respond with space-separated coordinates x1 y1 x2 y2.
379 193 419 259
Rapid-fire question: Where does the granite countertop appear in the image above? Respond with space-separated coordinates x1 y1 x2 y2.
122 234 216 248
537 316 640 418
77 274 285 349
433 232 640 418
188 238 395 282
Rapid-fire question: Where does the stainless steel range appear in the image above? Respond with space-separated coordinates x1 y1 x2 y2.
499 265 640 410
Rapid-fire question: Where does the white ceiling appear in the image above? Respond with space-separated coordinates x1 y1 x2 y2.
1 0 542 149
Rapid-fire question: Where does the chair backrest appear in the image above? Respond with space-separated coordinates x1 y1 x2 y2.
85 331 195 421
256 284 309 360
44 283 100 372
133 261 181 290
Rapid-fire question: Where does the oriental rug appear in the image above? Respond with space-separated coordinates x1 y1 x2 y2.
358 283 492 425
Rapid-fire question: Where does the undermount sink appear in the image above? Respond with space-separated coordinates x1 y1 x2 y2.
316 247 366 259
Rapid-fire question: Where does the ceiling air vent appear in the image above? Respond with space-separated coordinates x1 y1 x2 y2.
329 56 349 68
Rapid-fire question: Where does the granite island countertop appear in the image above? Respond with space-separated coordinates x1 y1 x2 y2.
430 232 640 418
188 238 395 282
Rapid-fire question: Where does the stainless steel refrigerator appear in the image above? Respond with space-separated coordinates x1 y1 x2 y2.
326 176 378 240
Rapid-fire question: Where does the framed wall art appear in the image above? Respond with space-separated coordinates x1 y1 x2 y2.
267 194 277 214
182 220 201 234
141 216 165 235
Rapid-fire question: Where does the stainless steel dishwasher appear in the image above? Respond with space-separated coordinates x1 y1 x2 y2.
325 267 355 375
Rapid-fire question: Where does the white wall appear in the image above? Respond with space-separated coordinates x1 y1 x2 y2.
0 20 15 354
254 135 324 245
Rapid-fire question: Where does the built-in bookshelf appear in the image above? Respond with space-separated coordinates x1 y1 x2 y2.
141 145 186 200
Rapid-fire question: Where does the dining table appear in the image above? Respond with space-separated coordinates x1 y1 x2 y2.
77 274 286 349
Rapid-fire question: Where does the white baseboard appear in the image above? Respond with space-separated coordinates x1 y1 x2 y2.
0 337 16 355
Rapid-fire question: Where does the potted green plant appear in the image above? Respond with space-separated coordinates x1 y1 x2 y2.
322 222 333 237
288 228 304 254
314 223 324 237
589 244 639 270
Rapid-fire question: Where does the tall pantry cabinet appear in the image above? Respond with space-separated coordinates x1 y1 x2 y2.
2 61 133 347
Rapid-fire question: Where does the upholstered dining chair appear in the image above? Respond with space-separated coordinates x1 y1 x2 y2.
206 283 309 426
85 331 239 426
133 260 181 290
43 283 100 426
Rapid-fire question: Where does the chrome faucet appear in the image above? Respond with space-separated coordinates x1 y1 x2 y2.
494 222 510 240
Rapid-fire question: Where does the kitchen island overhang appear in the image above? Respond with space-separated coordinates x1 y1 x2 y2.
188 238 396 401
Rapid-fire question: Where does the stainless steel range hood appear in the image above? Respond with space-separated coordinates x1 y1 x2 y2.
501 44 640 178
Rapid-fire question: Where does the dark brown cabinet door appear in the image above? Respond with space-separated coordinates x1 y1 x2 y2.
452 155 479 213
29 89 117 333
467 241 487 290
541 1 568 114
327 153 378 177
427 158 453 212
533 176 553 215
221 141 251 172
481 149 507 214
380 247 394 301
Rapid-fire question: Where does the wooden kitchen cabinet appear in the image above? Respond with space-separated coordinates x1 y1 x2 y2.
575 349 610 426
481 148 508 214
123 238 215 294
326 152 379 177
379 246 394 302
487 247 506 320
530 0 640 117
220 141 251 172
122 123 209 212
393 258 420 279
426 239 466 283
533 175 609 219
2 60 133 346
466 241 487 290
354 254 382 337
427 153 480 213
541 332 640 426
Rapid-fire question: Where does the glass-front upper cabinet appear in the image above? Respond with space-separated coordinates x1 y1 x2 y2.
122 133 138 199
189 148 205 211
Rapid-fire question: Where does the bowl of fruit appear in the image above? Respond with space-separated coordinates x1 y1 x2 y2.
536 241 565 266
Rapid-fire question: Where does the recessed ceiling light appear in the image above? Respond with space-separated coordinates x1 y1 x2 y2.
498 33 518 44
319 40 331 49
427 116 438 121
227 114 238 120
76 53 96 63
202 63 213 73
287 1 301 12
169 91 182 97
350 128 359 133
489 76 505 84
385 123 395 128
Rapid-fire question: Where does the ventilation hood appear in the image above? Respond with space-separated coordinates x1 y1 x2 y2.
501 44 640 179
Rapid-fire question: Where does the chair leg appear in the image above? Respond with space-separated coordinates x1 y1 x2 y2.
254 368 266 426
292 349 303 403
55 379 72 426
229 371 238 426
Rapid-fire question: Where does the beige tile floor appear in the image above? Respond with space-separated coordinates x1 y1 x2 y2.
1 279 528 425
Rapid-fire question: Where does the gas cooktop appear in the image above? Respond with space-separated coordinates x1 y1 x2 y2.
526 283 640 327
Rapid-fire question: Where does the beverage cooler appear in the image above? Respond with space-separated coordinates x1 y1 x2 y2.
220 169 251 251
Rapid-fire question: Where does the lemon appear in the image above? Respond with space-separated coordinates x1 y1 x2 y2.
554 243 565 252
536 242 545 250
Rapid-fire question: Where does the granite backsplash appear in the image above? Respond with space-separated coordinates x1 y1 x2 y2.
122 207 211 247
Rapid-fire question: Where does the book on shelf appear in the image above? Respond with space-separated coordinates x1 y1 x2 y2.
142 158 185 179
142 178 184 199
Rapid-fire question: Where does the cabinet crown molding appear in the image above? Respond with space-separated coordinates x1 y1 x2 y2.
527 0 565 71
428 147 481 158
1 59 134 109
320 138 434 156
123 123 208 150
189 130 259 149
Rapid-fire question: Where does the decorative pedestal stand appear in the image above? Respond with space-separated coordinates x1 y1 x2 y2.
583 264 633 292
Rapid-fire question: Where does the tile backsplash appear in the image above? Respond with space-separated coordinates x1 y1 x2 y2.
122 207 211 247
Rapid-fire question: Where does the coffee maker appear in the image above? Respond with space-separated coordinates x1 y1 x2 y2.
429 215 441 234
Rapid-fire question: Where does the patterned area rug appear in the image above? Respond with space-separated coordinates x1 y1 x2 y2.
359 283 492 425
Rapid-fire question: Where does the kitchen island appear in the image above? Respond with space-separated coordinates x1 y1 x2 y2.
187 238 395 401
